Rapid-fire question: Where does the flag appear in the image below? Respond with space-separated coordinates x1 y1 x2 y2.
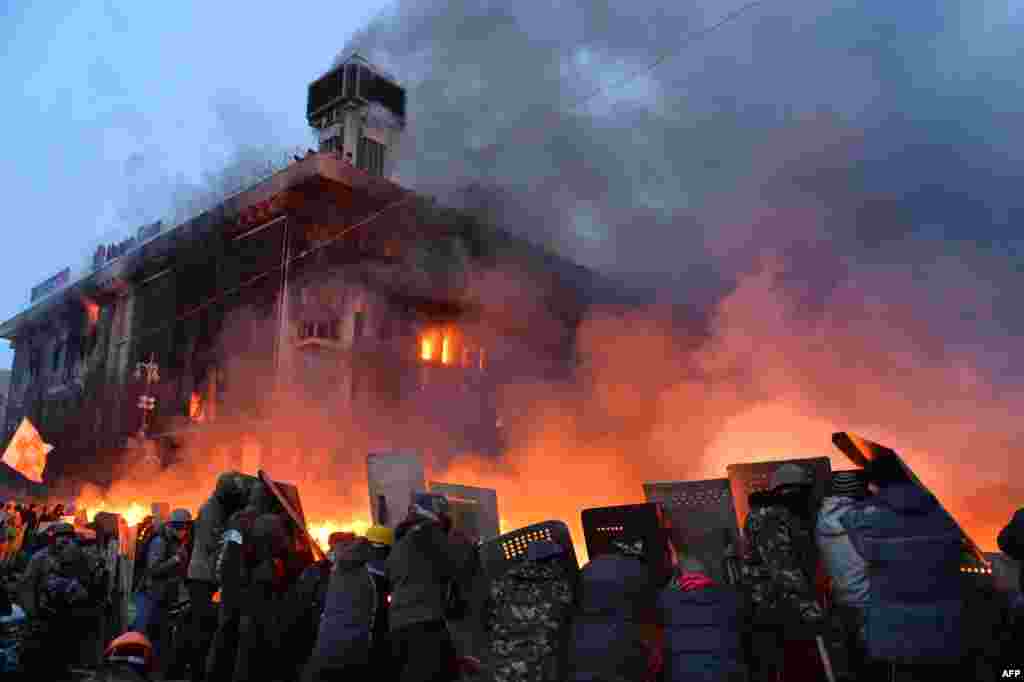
2 417 53 483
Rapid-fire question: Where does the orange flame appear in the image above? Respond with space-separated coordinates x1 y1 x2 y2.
420 337 434 361
441 334 452 365
84 501 149 528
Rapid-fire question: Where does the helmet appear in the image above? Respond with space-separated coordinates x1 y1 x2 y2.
168 509 192 526
105 631 154 672
365 525 395 547
49 522 75 538
412 493 449 518
769 463 812 491
329 532 358 549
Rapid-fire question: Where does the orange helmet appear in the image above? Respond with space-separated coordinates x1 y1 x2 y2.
104 631 154 671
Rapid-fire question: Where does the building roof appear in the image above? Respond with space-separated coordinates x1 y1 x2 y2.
0 153 410 340
0 152 626 340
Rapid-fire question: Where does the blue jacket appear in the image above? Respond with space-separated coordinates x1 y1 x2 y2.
657 583 744 681
567 554 656 682
841 483 964 664
815 496 869 608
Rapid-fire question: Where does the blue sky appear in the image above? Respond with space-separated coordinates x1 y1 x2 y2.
0 1 394 369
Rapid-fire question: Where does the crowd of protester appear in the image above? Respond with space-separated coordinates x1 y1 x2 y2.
0 452 1021 681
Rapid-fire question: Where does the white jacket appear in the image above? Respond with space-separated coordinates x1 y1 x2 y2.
815 496 869 607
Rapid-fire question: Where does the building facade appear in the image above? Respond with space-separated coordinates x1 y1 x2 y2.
0 57 611 487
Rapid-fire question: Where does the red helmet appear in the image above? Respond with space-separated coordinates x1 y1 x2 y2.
104 631 154 672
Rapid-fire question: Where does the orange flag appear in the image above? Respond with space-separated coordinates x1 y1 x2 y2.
2 417 53 483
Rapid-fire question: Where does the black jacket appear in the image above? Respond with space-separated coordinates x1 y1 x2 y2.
386 515 458 631
567 554 657 682
998 509 1024 592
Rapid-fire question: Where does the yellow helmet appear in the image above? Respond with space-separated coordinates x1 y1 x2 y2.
365 525 394 547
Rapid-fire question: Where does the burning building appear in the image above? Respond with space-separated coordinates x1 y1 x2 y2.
0 54 622 498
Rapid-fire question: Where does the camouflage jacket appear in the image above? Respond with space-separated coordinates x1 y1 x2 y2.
18 546 100 619
742 498 824 630
486 561 574 682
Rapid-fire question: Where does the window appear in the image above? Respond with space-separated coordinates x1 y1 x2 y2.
353 311 365 342
357 137 386 177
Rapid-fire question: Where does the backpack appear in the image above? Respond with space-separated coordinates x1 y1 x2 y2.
487 560 574 682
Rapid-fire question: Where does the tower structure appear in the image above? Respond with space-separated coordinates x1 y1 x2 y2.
307 53 407 178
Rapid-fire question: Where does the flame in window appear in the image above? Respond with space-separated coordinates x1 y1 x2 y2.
189 392 205 423
420 336 434 361
441 335 452 365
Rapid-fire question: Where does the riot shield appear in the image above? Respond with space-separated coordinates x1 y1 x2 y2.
643 478 739 584
429 481 500 543
727 457 832 533
258 470 325 562
581 503 671 586
479 520 578 579
367 451 427 528
831 432 988 568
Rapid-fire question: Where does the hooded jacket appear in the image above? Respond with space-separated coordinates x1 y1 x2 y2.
307 539 378 671
567 553 657 682
188 473 253 584
841 483 965 664
657 571 745 682
386 514 458 631
141 523 186 604
815 496 869 608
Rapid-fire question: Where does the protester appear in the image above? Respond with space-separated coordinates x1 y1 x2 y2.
18 521 104 679
185 471 252 682
841 453 967 679
0 572 26 677
231 512 294 682
816 470 872 679
301 535 380 681
365 525 395 672
567 537 660 682
202 503 262 682
387 493 464 682
656 555 746 682
742 463 826 682
133 508 191 668
485 539 575 682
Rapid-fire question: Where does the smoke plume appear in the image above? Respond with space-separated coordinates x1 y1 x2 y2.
337 0 1024 551
71 1 1024 556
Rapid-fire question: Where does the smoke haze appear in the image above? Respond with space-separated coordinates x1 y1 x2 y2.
336 0 1024 550
69 0 1024 556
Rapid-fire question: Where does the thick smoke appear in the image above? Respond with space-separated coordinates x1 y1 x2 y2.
336 0 1024 550
70 1 1024 555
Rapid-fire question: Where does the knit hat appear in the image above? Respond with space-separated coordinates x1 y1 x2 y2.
769 463 813 491
829 471 867 498
526 540 564 562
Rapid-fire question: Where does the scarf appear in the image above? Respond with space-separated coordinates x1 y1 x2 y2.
671 571 716 592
